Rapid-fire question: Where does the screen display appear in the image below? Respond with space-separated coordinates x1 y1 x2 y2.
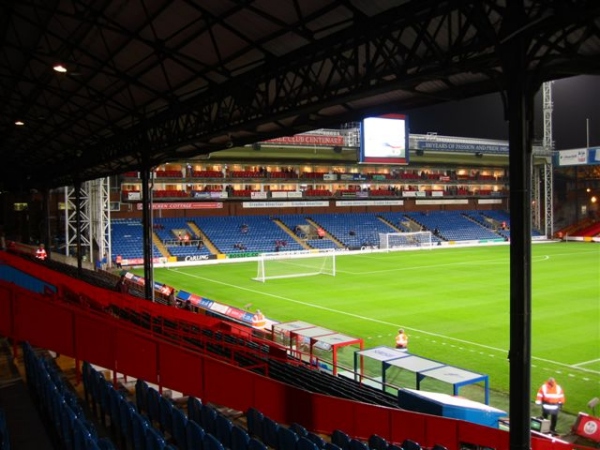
360 114 408 164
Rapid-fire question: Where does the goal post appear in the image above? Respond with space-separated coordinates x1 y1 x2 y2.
254 250 336 282
379 231 433 251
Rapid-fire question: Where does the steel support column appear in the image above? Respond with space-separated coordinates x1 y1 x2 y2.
140 166 154 301
499 3 536 449
544 163 553 237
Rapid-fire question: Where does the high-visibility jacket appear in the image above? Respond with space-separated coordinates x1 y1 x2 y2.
116 255 122 264
35 247 47 260
252 312 266 328
536 382 565 411
395 332 408 348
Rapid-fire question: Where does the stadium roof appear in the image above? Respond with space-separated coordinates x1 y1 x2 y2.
1 0 599 189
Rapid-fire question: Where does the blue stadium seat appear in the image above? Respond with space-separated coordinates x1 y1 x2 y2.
215 414 233 448
135 379 149 414
306 432 326 449
290 422 308 438
324 443 342 450
331 429 351 450
401 439 422 450
118 401 136 448
278 426 299 450
297 436 319 450
368 434 387 450
185 420 205 450
204 432 225 450
187 396 202 425
231 424 251 450
246 407 264 440
249 437 268 450
159 395 174 434
146 388 161 427
131 411 151 450
262 416 280 449
349 439 369 450
145 426 167 450
171 407 188 450
199 404 217 435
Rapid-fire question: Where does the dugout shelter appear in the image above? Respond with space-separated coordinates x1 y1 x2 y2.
272 320 363 376
354 346 490 404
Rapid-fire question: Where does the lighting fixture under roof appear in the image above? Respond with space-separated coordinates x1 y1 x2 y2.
53 64 67 73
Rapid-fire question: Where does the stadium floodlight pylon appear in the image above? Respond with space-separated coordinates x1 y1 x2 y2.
378 231 433 251
254 249 336 282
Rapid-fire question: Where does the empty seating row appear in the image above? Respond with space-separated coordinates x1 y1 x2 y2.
23 343 115 450
0 408 8 450
83 363 174 450
247 407 448 450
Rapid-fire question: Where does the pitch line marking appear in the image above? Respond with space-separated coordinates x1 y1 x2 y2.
335 255 531 276
573 358 600 367
169 267 599 376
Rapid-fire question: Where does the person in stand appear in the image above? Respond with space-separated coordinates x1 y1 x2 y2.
252 309 267 328
168 289 177 307
115 254 123 269
535 377 565 434
395 328 408 349
35 243 48 261
115 275 128 294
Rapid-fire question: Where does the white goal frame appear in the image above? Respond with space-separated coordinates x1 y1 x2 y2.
253 250 336 282
379 231 433 251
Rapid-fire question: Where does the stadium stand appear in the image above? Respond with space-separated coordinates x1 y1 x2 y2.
111 219 162 260
405 211 503 241
191 216 304 254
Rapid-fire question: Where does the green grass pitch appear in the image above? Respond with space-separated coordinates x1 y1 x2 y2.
148 242 599 423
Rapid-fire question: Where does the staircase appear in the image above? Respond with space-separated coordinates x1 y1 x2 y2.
152 232 170 257
377 215 404 232
273 219 311 249
305 218 345 248
187 221 220 254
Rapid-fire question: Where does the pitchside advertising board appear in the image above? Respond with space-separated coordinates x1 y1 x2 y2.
360 114 409 165
555 147 600 166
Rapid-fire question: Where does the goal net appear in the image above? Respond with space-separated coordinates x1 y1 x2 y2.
254 250 336 282
379 231 433 251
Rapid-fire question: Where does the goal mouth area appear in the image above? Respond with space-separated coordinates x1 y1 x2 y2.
253 250 336 282
378 231 433 251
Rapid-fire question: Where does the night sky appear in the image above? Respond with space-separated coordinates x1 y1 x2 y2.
408 75 600 150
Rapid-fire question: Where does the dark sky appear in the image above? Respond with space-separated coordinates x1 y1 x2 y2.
408 75 600 150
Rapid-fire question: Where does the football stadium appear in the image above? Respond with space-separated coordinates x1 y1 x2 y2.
0 3 599 450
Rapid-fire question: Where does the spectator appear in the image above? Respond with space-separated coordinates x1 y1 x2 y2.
35 243 47 261
168 289 177 307
535 378 565 433
115 275 128 294
252 309 267 328
395 328 408 349
317 227 325 239
115 254 123 268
